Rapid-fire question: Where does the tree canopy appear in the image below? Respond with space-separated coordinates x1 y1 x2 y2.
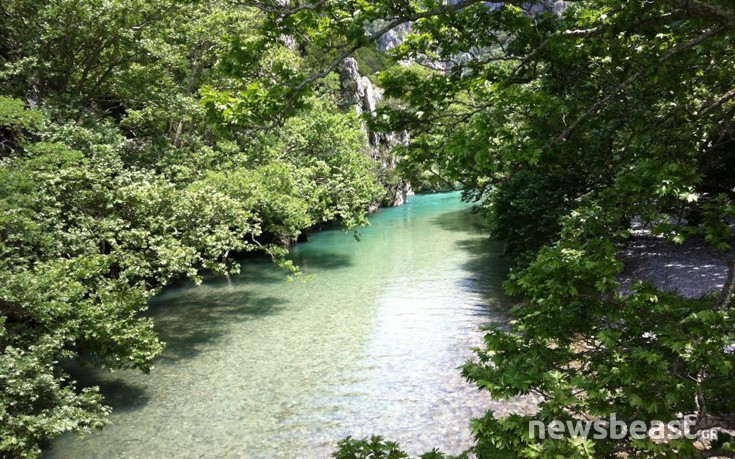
2 0 735 457
0 2 386 457
242 0 735 457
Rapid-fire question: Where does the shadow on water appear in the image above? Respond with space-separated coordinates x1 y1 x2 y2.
149 288 284 363
57 362 152 415
62 271 287 416
94 379 150 413
431 207 515 323
457 238 514 323
288 250 353 271
430 207 486 234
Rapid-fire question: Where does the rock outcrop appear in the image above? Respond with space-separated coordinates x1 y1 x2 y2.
457 1 568 15
373 1 569 54
375 23 412 53
340 58 414 206
342 1 571 207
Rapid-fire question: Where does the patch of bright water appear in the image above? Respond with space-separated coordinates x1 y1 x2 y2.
48 192 520 458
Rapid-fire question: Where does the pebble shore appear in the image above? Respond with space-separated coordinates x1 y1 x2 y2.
618 236 730 299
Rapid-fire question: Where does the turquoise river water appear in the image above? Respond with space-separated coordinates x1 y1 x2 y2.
48 192 522 458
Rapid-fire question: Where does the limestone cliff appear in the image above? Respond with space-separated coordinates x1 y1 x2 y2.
340 58 413 207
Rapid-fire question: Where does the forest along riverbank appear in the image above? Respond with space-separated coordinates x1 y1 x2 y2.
47 192 525 458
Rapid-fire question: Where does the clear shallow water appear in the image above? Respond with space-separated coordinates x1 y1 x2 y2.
48 192 518 459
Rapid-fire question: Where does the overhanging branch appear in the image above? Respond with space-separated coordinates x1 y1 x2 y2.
545 26 729 148
655 0 735 26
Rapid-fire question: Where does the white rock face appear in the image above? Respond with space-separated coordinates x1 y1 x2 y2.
377 0 569 53
362 77 378 116
340 58 414 206
341 1 569 206
376 23 412 53
460 0 568 14
340 58 368 115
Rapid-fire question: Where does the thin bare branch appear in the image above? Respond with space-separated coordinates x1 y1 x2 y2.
250 0 497 128
545 26 728 148
700 87 735 117
509 12 687 82
717 252 735 310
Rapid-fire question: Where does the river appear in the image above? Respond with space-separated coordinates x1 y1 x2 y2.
48 192 517 458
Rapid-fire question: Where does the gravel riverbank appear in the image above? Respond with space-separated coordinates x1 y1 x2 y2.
618 236 730 299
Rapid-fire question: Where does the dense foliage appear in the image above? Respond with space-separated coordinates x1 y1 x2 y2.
0 1 385 457
4 0 735 458
240 0 735 457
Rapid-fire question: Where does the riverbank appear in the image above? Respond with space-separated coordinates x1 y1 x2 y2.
619 236 730 299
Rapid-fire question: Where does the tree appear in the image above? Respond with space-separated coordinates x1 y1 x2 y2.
0 1 383 457
242 0 735 457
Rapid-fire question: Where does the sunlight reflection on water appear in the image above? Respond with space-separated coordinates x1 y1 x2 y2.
48 193 524 459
